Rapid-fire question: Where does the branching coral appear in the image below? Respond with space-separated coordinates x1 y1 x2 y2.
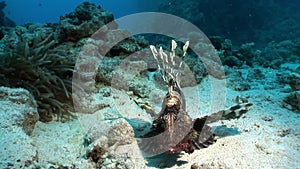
0 32 75 122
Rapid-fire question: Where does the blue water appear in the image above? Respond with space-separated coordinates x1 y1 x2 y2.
4 0 160 25
3 0 300 46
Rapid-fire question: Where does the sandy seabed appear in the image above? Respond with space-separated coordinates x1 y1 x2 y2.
31 67 300 169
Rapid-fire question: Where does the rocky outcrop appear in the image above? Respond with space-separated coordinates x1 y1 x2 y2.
57 2 114 42
0 1 15 27
283 91 300 113
0 86 39 135
85 118 146 168
0 87 38 168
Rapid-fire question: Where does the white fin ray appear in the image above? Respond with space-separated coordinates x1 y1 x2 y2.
183 41 189 56
149 40 189 88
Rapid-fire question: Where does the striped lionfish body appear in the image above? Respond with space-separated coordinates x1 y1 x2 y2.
141 40 253 155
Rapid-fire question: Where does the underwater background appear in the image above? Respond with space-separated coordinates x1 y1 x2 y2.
4 0 160 25
4 0 300 47
0 0 300 168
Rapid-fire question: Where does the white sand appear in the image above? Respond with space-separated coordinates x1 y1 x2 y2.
30 68 300 169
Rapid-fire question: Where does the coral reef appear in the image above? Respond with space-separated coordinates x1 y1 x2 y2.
0 23 74 122
72 27 149 113
209 37 300 70
57 1 114 43
2 1 300 168
0 2 122 122
158 0 300 46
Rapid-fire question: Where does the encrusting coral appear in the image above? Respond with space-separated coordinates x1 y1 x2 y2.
0 29 74 122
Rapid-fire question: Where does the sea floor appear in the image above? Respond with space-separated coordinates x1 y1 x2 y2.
30 66 300 169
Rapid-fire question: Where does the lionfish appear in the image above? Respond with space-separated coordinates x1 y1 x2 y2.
140 40 253 155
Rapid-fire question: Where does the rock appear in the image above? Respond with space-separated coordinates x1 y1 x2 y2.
129 76 156 98
86 118 134 146
108 38 140 56
226 69 251 91
0 86 38 135
209 36 225 50
85 118 146 168
246 68 265 81
0 86 38 168
0 1 16 27
288 73 300 91
262 116 274 122
134 35 149 48
0 127 37 169
283 91 300 113
96 56 122 85
293 39 300 55
57 2 114 42
277 40 294 49
276 66 300 91
193 41 225 79
234 42 260 66
87 145 107 168
260 41 300 68
197 161 230 169
222 55 242 67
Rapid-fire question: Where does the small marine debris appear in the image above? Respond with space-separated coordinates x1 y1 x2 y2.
278 129 291 137
191 163 200 169
253 123 260 128
48 165 77 169
262 116 274 122
192 161 230 169
99 87 111 97
255 144 271 155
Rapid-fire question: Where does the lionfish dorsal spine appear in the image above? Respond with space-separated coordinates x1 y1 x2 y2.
150 40 189 90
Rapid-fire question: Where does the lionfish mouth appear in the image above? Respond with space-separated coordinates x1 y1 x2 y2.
166 97 178 107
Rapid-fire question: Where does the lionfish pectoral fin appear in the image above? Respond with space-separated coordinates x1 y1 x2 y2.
221 101 253 120
203 98 253 124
